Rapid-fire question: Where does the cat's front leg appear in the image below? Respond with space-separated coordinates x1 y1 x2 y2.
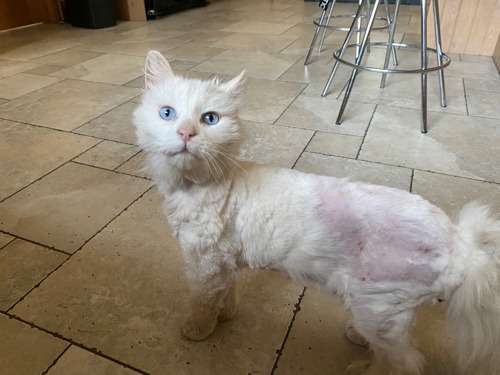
218 279 238 322
181 269 237 341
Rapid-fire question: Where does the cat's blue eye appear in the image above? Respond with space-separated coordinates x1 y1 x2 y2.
159 106 176 121
202 112 219 126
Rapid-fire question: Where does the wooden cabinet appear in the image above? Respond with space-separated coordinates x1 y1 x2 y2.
428 0 500 56
0 0 62 31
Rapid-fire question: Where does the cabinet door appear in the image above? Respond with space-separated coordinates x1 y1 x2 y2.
0 0 62 31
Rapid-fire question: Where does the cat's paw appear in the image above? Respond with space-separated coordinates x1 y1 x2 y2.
180 316 217 341
217 304 238 322
344 319 369 348
345 360 372 375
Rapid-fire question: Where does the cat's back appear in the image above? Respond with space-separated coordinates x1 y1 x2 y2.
231 161 343 205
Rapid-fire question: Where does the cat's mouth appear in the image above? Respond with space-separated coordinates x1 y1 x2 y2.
169 145 200 159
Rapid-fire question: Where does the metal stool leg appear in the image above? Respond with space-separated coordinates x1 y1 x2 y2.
336 0 382 125
433 0 446 107
421 0 428 133
355 0 363 58
322 2 367 97
383 0 398 66
305 3 331 65
318 0 336 53
380 0 401 88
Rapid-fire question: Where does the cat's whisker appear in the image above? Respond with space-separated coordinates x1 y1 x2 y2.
210 147 250 178
203 147 238 180
204 154 226 185
206 152 232 184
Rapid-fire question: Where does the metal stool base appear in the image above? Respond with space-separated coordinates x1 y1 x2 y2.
332 43 451 74
322 0 449 133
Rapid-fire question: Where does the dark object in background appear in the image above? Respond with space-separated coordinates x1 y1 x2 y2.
144 0 208 19
66 0 117 29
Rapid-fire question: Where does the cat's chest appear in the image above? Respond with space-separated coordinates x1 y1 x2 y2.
163 186 230 249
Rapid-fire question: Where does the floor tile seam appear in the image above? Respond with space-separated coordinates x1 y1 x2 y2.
271 79 310 127
1 311 150 375
0 47 83 65
29 45 96 67
461 77 470 116
0 232 71 256
69 138 141 163
5 241 74 313
302 149 500 185
113 148 145 172
0 75 68 101
270 287 306 375
52 74 146 88
269 119 361 137
0 157 77 204
277 44 304 57
70 97 142 135
0 116 102 141
152 37 198 54
465 112 500 121
0 234 16 252
181 59 206 71
292 130 317 170
5 185 154 314
409 168 415 193
355 154 500 186
40 343 72 375
275 55 305 82
318 90 469 114
0 137 124 204
446 73 500 80
194 48 230 64
35 76 145 91
70 132 138 148
71 45 190 61
355 103 377 160
24 65 66 76
70 160 152 181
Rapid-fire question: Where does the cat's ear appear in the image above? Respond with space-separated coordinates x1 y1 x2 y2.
144 50 174 89
221 70 247 101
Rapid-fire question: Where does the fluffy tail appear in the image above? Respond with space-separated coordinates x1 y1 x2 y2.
447 202 500 375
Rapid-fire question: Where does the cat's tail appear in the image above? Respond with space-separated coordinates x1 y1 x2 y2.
447 202 500 374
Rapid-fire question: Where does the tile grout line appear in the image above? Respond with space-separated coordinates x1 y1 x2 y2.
270 287 306 375
70 96 142 135
40 342 72 375
1 311 150 375
0 76 69 101
113 149 145 173
0 232 71 256
292 130 316 170
303 148 500 187
462 78 469 116
70 159 152 181
5 185 154 314
409 168 415 193
0 149 149 205
0 159 74 204
271 78 309 127
355 103 377 160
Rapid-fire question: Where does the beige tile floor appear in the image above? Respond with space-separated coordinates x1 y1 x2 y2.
0 0 499 374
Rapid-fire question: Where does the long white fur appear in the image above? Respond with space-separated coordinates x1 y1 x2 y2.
133 50 500 375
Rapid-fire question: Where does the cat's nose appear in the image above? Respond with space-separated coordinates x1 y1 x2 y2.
177 127 197 142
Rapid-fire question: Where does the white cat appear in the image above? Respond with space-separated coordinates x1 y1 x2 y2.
133 50 500 375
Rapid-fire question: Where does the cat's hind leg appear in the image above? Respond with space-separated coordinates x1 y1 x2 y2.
346 297 424 375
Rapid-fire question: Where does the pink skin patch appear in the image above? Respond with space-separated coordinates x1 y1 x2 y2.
317 182 447 286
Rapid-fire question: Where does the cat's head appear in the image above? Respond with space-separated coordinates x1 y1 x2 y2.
133 50 246 184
